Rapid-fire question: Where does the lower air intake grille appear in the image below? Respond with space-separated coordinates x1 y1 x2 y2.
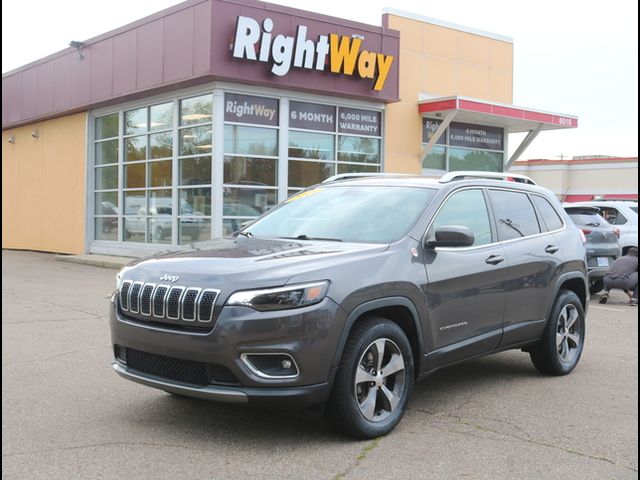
115 346 240 386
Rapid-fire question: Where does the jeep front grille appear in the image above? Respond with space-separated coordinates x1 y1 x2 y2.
119 280 218 326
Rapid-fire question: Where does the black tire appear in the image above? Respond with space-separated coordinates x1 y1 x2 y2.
325 317 414 439
589 279 604 295
530 290 585 375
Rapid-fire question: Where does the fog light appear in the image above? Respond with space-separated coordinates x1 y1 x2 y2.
240 353 299 379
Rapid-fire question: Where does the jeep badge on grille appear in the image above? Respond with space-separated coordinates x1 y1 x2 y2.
159 273 180 283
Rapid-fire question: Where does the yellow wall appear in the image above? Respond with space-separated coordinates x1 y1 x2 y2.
385 14 513 174
2 113 87 254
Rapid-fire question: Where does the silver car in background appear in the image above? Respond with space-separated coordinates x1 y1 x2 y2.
564 205 620 294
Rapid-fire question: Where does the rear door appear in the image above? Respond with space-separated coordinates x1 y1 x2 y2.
423 188 507 368
488 189 565 346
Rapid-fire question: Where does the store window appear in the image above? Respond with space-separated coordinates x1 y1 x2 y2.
288 102 382 195
92 90 384 248
222 93 279 236
421 119 504 173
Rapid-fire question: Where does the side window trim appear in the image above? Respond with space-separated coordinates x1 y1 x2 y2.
482 187 498 244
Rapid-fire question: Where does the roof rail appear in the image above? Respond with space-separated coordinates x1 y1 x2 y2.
322 173 417 184
438 171 537 185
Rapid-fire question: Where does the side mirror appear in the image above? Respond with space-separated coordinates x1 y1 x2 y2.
426 225 475 248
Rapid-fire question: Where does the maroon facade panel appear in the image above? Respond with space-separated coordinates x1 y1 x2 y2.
2 0 399 129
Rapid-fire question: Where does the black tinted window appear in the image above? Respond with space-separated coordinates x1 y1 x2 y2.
532 195 564 231
489 190 541 240
567 212 606 227
431 189 492 246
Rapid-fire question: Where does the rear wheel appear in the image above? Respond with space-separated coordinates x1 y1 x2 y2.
530 290 585 375
325 317 414 439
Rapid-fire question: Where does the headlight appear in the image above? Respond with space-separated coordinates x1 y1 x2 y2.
226 281 329 311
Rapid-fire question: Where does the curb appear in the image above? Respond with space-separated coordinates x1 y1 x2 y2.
55 254 135 270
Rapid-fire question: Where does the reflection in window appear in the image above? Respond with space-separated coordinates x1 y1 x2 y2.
180 95 213 126
288 160 334 188
422 145 445 171
180 126 212 155
125 136 146 162
448 148 502 172
125 163 145 189
149 132 172 159
338 136 380 163
125 108 147 135
95 166 118 190
224 125 278 156
150 102 173 131
431 189 492 246
149 160 172 187
96 114 119 139
223 188 277 216
288 130 334 160
180 157 212 186
224 156 277 186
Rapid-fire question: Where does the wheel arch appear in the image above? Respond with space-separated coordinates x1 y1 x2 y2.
548 273 588 320
332 297 424 379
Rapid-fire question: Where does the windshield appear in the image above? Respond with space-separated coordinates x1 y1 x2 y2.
567 212 608 227
246 186 436 243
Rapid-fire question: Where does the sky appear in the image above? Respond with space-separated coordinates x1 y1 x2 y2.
2 0 638 160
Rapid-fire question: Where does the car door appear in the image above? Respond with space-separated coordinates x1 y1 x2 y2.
422 188 507 369
488 189 565 347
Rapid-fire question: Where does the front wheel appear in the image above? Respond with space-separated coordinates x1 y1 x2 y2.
325 317 414 439
530 290 585 375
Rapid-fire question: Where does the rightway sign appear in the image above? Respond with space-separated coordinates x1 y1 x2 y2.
232 15 395 91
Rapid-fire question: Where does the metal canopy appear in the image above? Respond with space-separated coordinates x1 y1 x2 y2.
418 96 578 168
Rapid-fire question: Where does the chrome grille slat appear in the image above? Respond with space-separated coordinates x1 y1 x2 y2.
140 283 156 316
166 286 185 320
153 285 169 318
198 290 219 323
119 281 133 310
118 281 219 328
181 288 201 322
129 282 144 314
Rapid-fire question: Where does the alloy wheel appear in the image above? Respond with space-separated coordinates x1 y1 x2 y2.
354 338 406 422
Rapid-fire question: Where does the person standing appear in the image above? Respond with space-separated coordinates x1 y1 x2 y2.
599 247 638 306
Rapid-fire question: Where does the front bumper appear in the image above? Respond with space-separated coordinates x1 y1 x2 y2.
112 362 332 408
109 297 345 407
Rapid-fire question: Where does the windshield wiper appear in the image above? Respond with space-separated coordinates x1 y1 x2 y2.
283 234 343 242
499 218 524 237
236 231 253 238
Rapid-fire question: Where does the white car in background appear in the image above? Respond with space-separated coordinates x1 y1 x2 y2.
569 200 638 255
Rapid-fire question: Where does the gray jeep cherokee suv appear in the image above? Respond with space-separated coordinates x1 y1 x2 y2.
110 173 589 438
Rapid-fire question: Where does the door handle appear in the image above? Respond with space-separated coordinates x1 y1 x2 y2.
545 245 559 254
485 255 505 265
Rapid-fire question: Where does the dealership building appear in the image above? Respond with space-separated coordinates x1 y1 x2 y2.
2 0 581 256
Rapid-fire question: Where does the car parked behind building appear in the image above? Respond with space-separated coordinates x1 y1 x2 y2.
111 172 589 438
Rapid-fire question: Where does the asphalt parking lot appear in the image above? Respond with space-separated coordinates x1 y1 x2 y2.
2 250 638 479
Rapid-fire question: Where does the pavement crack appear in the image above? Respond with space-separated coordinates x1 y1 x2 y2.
2 441 205 457
409 407 637 473
333 437 382 480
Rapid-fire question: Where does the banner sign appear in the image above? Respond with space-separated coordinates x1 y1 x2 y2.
337 107 381 136
289 101 336 132
224 93 279 126
449 122 503 151
232 15 395 91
